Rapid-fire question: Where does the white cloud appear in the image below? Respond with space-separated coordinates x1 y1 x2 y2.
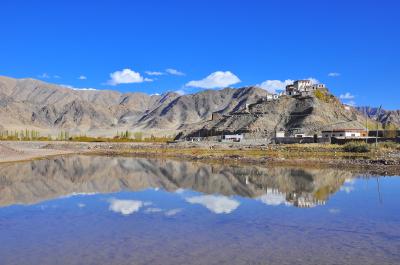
145 71 164 76
339 92 355 100
165 208 182 216
144 207 163 213
174 89 186 95
78 75 87 80
186 71 241 89
38 73 50 79
107 68 152 85
306 77 320 84
186 195 240 214
77 203 86 208
73 88 98 91
328 72 341 77
258 79 294 94
257 189 289 206
108 198 144 216
166 68 185 76
340 93 356 106
38 73 62 79
61 84 98 91
344 100 356 107
61 84 74 89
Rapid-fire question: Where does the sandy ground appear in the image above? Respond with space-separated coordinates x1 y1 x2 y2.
0 141 75 163
0 141 166 163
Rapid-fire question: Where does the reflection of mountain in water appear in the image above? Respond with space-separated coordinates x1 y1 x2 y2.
0 155 354 207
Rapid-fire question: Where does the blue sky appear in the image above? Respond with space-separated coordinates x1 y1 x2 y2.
0 0 399 109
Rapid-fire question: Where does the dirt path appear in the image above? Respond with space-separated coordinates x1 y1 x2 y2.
0 142 74 163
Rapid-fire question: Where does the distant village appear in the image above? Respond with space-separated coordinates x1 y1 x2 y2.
187 80 400 144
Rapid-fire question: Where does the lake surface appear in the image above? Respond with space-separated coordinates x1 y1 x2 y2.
0 155 399 265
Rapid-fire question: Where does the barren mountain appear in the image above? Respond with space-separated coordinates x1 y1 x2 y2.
356 106 400 128
0 76 268 136
1 76 390 138
179 88 370 139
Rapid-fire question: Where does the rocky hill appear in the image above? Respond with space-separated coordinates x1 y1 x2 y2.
179 88 370 139
356 106 400 128
0 76 268 136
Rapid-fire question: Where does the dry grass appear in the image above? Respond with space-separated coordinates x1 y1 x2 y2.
343 142 370 153
100 143 374 162
0 135 175 143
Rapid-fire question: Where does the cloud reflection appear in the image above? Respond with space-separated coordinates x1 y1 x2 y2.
164 208 182 216
108 198 144 216
144 207 163 213
186 195 239 214
341 179 356 193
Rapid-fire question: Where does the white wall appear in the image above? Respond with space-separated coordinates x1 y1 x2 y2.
323 131 362 138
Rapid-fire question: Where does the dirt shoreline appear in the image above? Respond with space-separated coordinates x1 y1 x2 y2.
0 141 399 175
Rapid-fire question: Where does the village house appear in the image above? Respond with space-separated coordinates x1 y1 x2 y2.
321 129 368 139
266 94 279 101
275 131 285 138
294 133 307 138
223 134 243 142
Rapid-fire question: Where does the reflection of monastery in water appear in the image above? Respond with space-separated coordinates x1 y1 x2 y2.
287 193 326 208
249 169 340 208
0 156 351 208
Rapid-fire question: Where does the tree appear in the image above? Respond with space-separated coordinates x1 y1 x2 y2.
384 123 398 138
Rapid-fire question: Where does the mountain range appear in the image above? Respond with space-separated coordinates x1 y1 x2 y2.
0 76 268 137
0 75 398 138
356 106 400 128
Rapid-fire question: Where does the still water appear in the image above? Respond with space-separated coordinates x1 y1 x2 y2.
0 155 399 265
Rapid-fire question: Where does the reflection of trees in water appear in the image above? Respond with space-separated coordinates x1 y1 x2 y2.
0 155 354 207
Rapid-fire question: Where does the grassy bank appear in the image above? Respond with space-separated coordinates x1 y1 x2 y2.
88 142 400 164
1 141 399 175
0 135 174 143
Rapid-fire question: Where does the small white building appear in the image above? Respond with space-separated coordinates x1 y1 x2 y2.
266 94 279 101
293 80 313 90
312 83 325 89
322 129 367 139
223 134 244 142
275 131 285 138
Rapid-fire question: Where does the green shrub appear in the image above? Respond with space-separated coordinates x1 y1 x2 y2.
343 142 370 153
